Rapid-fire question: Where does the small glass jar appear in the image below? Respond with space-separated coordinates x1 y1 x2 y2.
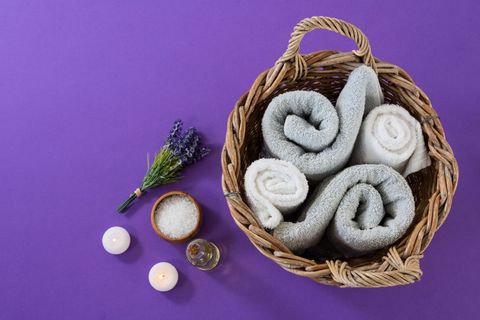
186 239 220 271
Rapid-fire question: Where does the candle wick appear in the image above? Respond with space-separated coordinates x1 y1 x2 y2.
159 273 166 280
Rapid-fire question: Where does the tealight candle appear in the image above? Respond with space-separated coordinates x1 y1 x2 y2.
102 226 131 255
148 262 179 292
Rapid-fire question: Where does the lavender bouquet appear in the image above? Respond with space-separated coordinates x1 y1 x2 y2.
117 120 209 213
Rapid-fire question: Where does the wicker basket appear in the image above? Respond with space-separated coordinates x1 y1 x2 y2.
221 16 459 288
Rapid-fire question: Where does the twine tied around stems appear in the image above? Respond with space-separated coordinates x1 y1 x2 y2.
134 188 142 197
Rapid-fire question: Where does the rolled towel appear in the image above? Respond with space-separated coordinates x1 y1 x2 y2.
262 65 384 181
273 164 415 256
350 104 431 177
244 159 309 229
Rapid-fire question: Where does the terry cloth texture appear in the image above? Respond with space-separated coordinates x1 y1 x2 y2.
262 65 384 181
272 164 415 256
244 158 309 229
350 104 431 177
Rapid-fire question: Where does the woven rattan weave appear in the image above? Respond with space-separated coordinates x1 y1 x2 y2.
221 16 458 288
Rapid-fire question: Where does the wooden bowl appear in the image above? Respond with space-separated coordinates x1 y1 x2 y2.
150 191 202 242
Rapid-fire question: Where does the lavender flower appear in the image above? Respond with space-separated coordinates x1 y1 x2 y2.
166 120 183 147
117 120 210 213
166 121 209 166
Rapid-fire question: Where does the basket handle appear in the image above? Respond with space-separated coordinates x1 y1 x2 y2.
268 16 376 82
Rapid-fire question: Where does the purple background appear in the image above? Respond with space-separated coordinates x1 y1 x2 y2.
1 1 478 319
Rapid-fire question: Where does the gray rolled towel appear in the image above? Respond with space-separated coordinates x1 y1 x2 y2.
262 65 383 181
272 164 415 256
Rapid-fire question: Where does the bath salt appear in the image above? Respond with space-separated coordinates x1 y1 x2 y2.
155 195 199 239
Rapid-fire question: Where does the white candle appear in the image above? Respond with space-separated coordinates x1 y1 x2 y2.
102 226 131 255
148 262 179 292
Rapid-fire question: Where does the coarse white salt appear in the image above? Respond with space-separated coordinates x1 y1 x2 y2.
155 195 199 239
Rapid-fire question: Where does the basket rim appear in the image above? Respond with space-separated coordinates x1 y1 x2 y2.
221 49 459 288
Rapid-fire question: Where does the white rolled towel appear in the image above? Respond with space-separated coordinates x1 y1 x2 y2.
244 159 309 229
350 104 431 177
